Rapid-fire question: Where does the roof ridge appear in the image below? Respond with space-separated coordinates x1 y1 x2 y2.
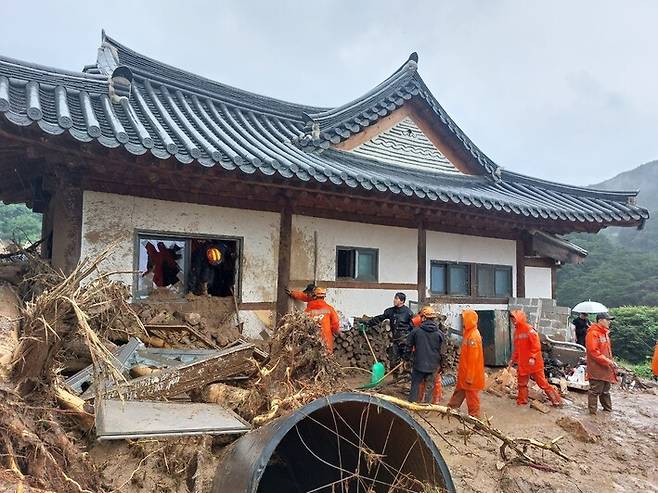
500 169 640 200
304 52 419 124
100 32 327 119
0 54 108 84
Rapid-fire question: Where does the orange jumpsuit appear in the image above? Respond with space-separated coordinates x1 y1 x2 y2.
448 310 485 416
510 310 562 406
411 314 443 403
652 342 658 378
290 291 340 353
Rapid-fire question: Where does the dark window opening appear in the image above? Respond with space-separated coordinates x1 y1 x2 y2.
136 234 240 300
430 262 469 296
336 247 378 282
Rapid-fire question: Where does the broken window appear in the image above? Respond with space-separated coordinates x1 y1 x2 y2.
136 234 240 300
336 247 378 282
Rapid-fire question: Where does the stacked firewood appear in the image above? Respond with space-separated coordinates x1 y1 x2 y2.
333 317 461 373
333 318 392 369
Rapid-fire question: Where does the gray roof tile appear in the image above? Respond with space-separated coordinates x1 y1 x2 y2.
0 33 649 228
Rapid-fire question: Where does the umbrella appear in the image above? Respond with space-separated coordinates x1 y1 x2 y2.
572 301 609 314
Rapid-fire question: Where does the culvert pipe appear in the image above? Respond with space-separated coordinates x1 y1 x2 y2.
212 392 456 492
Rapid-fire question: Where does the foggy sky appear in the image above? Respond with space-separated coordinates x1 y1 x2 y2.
2 0 657 184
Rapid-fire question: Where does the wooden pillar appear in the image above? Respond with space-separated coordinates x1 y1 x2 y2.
551 264 558 300
417 219 427 303
516 236 526 299
51 175 82 274
275 206 292 324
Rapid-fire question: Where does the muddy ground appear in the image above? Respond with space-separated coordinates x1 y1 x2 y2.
419 386 658 493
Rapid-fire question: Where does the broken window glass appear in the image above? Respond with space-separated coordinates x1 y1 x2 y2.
136 234 240 301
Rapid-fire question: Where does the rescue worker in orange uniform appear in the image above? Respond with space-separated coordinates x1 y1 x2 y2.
585 313 618 414
509 310 562 407
652 341 658 381
287 286 340 353
447 309 485 417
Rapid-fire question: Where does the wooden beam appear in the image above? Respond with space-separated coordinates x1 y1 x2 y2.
275 205 292 324
551 264 558 300
103 343 254 401
524 256 556 268
516 237 526 298
417 218 427 302
289 280 418 290
334 106 412 150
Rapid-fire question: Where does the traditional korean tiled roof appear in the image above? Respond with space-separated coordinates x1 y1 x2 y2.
0 33 649 227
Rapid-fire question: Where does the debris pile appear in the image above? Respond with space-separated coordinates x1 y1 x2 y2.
485 367 550 404
0 250 349 492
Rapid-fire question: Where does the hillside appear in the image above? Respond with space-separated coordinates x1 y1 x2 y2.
557 160 658 308
592 159 658 210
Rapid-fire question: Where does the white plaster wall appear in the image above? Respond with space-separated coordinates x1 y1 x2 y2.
525 267 553 299
291 216 417 283
425 231 517 297
80 191 280 304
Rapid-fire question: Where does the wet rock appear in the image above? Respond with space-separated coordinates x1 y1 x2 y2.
556 416 599 443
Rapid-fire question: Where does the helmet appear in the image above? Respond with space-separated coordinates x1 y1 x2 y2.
313 287 327 298
419 306 438 319
206 247 223 265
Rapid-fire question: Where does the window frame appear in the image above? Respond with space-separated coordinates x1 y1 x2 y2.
133 230 243 302
476 263 513 298
429 260 471 296
335 246 379 282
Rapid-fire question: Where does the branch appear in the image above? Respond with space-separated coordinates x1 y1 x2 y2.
370 392 573 468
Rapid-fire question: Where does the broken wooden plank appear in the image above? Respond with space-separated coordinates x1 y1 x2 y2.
103 342 254 401
96 399 250 440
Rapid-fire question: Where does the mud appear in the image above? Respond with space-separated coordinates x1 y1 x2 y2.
423 387 658 493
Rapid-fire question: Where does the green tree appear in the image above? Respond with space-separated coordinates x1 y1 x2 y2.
609 306 658 364
0 204 42 244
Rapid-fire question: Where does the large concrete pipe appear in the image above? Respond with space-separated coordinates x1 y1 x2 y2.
212 392 455 492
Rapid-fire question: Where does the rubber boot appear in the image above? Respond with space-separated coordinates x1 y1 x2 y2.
431 374 443 404
417 381 427 403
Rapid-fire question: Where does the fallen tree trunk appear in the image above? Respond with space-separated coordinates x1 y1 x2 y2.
370 393 573 469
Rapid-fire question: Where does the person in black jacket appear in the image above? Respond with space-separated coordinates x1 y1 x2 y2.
573 312 590 347
367 292 414 368
407 306 444 402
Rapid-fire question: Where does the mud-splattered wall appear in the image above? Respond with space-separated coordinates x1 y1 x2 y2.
290 215 418 319
79 191 279 338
